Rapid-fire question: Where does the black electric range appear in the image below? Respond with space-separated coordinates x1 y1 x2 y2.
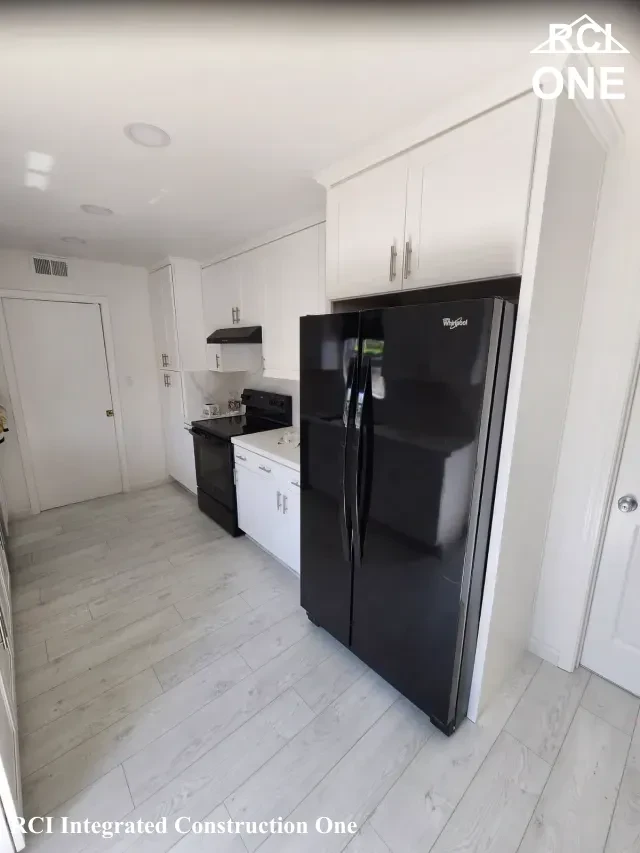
189 389 292 535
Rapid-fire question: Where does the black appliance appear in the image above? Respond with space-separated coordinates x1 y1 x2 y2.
207 326 262 344
300 298 515 735
189 388 292 536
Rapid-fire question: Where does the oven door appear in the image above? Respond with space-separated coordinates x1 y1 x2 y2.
189 429 235 509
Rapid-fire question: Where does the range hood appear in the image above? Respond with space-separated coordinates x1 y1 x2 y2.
207 326 262 345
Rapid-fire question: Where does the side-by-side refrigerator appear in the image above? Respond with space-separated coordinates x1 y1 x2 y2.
300 298 515 735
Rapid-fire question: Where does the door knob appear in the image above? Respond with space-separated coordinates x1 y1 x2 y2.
618 494 638 513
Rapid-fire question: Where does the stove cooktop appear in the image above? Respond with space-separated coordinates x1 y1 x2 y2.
190 415 281 441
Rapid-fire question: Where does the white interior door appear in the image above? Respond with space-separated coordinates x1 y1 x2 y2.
4 298 123 511
582 371 640 696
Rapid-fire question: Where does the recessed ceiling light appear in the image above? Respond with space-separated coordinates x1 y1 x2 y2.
61 236 86 245
81 204 113 216
124 123 171 148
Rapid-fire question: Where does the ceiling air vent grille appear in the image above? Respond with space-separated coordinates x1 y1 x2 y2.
32 257 69 277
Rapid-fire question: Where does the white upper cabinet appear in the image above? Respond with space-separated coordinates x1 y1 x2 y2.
237 246 265 328
262 224 326 379
324 94 538 300
404 94 538 289
202 256 241 332
326 155 409 300
149 264 179 370
203 223 325 380
149 259 207 371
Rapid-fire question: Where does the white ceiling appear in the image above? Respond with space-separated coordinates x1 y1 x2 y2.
0 2 633 268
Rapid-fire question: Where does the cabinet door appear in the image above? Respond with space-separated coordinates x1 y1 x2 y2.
171 259 207 371
282 482 300 574
236 465 276 553
263 225 325 380
237 245 265 327
404 94 538 289
326 155 408 300
149 266 180 369
202 257 241 332
159 372 196 493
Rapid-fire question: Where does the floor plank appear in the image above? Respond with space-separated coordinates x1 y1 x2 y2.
294 646 367 714
582 673 640 736
226 669 398 851
15 603 93 651
170 803 247 853
152 590 300 691
344 822 391 853
22 647 252 815
370 652 540 853
429 731 550 853
236 608 311 670
15 642 48 677
80 688 314 853
21 766 133 853
258 697 433 853
519 706 630 853
18 594 263 735
20 669 163 776
504 659 590 763
605 717 640 853
18 605 184 703
123 628 337 805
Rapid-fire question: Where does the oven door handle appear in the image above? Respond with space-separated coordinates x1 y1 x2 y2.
188 428 225 445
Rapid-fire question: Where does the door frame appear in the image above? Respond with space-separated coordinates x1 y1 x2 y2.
0 290 130 514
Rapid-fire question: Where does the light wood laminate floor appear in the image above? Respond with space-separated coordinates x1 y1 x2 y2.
10 483 640 852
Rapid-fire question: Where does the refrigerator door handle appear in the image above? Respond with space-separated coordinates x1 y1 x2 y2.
353 356 372 566
341 357 358 563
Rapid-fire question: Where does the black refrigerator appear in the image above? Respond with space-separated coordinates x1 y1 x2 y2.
300 298 515 735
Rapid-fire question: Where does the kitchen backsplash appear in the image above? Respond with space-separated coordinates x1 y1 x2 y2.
244 372 300 426
183 369 299 426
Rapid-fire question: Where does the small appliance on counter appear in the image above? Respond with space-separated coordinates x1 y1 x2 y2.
188 389 292 535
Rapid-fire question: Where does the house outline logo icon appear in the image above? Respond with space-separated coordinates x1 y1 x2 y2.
531 14 629 54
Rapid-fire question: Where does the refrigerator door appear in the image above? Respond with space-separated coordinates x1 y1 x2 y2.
349 299 506 732
300 311 361 645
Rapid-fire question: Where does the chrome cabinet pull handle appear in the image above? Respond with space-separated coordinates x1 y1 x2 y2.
389 244 397 281
259 465 271 473
291 480 300 488
404 239 412 278
216 353 220 369
236 454 247 461
282 494 288 514
0 610 8 651
277 490 282 511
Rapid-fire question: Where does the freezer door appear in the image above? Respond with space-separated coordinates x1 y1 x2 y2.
349 299 503 732
300 311 361 646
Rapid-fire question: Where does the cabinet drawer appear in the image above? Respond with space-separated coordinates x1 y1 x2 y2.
233 447 299 486
233 447 277 478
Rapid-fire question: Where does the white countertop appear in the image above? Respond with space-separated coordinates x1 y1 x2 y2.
231 427 300 472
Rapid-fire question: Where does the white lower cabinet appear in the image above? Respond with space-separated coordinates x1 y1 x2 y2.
159 371 197 495
234 448 300 574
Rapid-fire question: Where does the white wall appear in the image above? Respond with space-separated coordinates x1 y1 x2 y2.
0 250 166 516
530 57 640 670
469 91 607 719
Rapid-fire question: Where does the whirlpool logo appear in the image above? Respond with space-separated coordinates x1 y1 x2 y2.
442 317 468 330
